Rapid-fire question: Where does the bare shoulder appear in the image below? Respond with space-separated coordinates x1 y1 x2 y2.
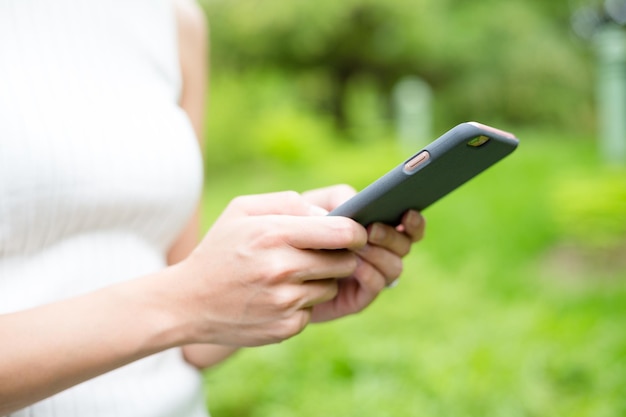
171 0 208 145
172 0 208 46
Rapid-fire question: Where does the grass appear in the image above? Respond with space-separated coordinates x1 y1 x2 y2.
199 131 626 417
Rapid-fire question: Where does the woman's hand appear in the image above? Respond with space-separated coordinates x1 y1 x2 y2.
172 191 368 347
300 185 426 322
169 185 425 346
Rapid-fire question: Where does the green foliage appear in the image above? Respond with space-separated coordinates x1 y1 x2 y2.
205 71 338 172
551 169 626 249
201 0 595 134
194 3 624 414
438 1 594 129
200 131 626 417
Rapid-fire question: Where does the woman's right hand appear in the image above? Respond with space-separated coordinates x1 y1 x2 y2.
170 191 368 347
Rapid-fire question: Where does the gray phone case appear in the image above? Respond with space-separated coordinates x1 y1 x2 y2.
328 122 519 226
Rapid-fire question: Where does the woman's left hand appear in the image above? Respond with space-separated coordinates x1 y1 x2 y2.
301 185 426 323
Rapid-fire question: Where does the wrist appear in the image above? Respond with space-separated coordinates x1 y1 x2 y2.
107 265 195 354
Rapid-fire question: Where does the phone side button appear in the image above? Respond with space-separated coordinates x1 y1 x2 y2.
404 150 431 173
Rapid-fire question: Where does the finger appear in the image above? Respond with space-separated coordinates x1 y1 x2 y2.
300 279 339 308
271 308 313 343
337 271 382 312
269 280 338 312
309 274 380 323
367 223 412 257
301 184 357 212
355 244 403 285
274 248 360 283
274 216 367 251
224 191 327 218
397 210 426 242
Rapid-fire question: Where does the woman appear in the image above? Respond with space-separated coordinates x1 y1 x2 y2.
0 1 425 416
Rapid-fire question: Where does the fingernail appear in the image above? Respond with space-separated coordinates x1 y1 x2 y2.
408 211 421 228
370 223 386 243
386 279 399 289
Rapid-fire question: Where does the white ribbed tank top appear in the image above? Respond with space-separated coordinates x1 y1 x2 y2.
0 1 208 416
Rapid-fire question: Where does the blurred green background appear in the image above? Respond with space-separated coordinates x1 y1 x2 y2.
195 0 626 416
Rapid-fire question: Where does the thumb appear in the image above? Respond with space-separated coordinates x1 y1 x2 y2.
301 184 357 212
222 191 328 219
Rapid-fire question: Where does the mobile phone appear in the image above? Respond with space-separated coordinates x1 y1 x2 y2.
328 122 519 226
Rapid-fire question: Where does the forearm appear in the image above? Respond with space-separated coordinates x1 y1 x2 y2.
182 344 239 369
0 267 186 415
